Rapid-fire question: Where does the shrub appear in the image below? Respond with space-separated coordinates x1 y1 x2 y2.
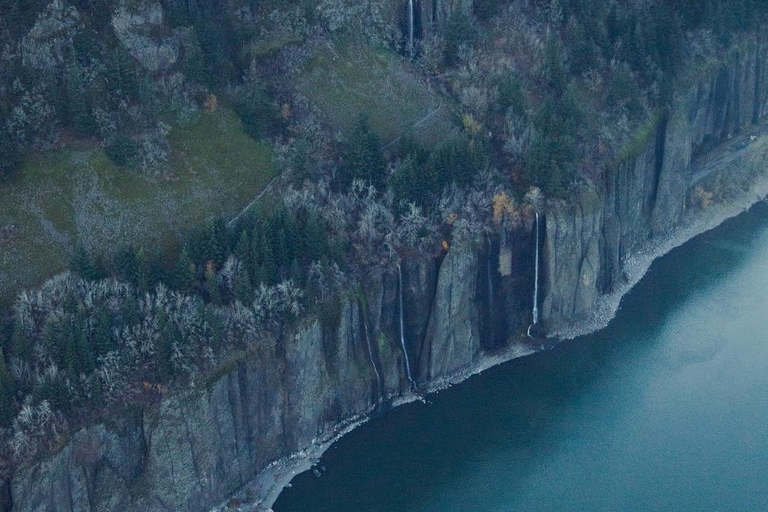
232 81 283 140
105 134 139 168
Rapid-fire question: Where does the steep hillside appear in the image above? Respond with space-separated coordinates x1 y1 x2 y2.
2 2 768 511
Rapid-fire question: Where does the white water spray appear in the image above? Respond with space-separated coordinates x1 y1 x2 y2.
408 0 415 57
528 212 540 337
398 263 416 387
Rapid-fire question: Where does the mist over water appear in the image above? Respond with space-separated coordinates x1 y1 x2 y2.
274 202 768 512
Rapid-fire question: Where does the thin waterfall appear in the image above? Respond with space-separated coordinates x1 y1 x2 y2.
398 263 416 387
485 233 495 343
533 211 540 325
485 234 493 315
408 0 415 57
528 212 540 337
362 309 382 391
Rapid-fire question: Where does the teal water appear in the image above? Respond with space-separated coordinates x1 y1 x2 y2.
274 203 768 512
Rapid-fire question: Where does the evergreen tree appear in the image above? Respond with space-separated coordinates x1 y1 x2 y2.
92 306 116 357
0 353 15 426
76 323 95 375
156 312 177 382
250 224 264 283
113 246 138 284
444 10 475 66
204 262 222 305
173 248 198 294
71 245 105 281
11 322 33 362
232 263 253 304
208 218 228 268
105 134 139 168
64 61 97 137
232 80 282 138
62 317 79 376
272 228 288 277
543 33 567 95
0 126 21 181
339 114 386 190
105 45 139 100
234 230 251 273
257 234 278 286
135 247 154 293
390 154 429 206
121 293 141 326
301 212 328 265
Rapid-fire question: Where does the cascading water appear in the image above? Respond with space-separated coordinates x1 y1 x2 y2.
408 0 415 57
528 212 540 337
486 234 495 338
362 311 382 391
398 263 416 387
533 211 540 324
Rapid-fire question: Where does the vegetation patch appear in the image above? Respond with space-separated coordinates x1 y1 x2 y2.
296 41 453 146
0 107 275 304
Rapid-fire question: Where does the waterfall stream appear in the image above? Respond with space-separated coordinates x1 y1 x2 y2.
362 310 382 391
408 0 415 56
398 263 416 387
486 234 495 339
528 212 540 337
533 211 540 324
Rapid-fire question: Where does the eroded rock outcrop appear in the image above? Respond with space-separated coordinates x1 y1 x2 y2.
111 1 179 72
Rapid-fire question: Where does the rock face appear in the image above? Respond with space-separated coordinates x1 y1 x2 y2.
111 1 179 73
9 29 768 512
541 37 768 333
9 249 512 512
419 0 473 37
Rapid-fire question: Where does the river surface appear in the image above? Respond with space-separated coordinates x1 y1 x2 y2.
274 202 768 512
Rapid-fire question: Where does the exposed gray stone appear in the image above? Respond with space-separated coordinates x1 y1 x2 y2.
111 1 179 72
21 0 80 71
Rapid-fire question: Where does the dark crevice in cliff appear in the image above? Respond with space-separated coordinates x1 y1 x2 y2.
598 222 617 295
357 293 384 398
535 216 546 324
572 207 587 318
754 40 762 125
236 362 255 470
418 260 441 362
541 214 555 330
714 66 731 139
732 52 743 133
648 115 669 217
416 254 444 381
477 236 506 351
182 417 205 496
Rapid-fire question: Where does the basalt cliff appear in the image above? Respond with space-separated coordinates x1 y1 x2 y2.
6 32 768 512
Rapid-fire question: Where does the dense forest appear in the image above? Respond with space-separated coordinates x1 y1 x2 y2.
1 0 767 466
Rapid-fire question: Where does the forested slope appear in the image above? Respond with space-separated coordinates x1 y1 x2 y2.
1 1 768 510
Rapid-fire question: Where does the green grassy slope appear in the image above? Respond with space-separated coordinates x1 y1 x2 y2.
0 107 275 304
297 41 454 146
